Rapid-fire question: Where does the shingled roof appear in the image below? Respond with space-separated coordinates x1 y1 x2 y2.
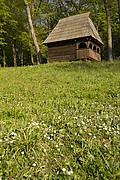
44 12 103 45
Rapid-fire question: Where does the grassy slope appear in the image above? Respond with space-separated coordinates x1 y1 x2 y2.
0 61 120 179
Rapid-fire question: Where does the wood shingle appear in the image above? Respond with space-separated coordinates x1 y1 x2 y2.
44 12 103 45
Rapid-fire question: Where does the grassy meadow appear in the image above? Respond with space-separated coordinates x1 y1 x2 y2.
0 61 120 179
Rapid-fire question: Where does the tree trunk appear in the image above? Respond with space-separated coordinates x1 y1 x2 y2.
21 49 24 66
24 0 42 64
104 0 113 61
3 49 6 67
12 43 17 67
31 52 34 65
118 0 120 23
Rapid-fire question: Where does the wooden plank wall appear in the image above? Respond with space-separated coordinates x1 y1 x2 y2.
77 49 89 59
89 49 101 61
48 43 76 62
77 49 101 61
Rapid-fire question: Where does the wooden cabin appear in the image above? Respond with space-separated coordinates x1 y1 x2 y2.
44 12 104 62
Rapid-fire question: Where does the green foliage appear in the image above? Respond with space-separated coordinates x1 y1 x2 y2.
0 61 120 179
0 0 10 45
0 0 120 66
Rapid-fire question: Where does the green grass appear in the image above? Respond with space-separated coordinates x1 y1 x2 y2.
0 61 120 179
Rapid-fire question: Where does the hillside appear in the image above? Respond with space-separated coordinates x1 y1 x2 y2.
0 61 120 179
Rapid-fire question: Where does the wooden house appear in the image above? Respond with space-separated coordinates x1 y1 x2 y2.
43 12 104 62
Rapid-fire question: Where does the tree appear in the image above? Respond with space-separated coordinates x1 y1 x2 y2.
24 0 42 64
104 0 113 61
0 0 119 66
0 0 29 66
118 0 120 22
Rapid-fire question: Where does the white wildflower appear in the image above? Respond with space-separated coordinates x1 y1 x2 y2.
97 116 100 119
93 135 96 139
103 127 107 131
12 136 16 139
116 131 120 135
43 149 46 153
21 151 24 155
104 144 107 147
58 116 61 120
56 144 59 148
11 132 17 136
62 168 66 172
44 133 47 137
74 117 78 120
4 138 8 141
36 122 39 126
106 114 109 118
108 105 112 108
81 121 85 125
32 162 37 167
68 170 73 175
88 132 92 136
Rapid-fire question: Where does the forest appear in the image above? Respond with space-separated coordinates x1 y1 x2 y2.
0 0 120 67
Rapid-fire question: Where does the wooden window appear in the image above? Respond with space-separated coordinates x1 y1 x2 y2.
78 43 87 49
89 43 92 49
97 48 100 53
93 45 96 51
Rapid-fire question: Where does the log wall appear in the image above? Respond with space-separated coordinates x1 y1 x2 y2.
47 38 102 62
48 43 76 62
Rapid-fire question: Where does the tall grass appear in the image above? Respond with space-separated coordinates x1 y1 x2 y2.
0 61 120 179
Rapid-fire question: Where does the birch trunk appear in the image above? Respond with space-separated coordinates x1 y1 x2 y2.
24 0 42 64
104 0 113 61
31 52 34 65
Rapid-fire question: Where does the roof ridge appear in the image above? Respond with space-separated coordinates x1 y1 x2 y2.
59 12 90 22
